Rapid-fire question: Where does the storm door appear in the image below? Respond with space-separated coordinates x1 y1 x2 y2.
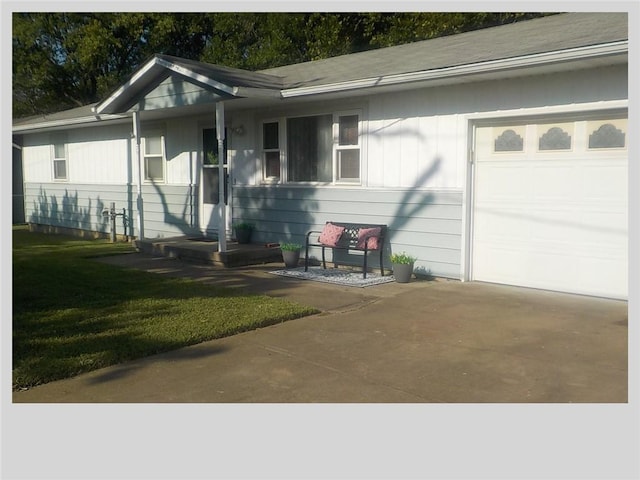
201 127 229 237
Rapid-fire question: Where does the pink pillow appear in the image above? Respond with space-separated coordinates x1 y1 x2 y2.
356 227 381 250
318 223 345 247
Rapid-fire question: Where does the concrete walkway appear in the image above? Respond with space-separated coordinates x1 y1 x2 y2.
13 253 628 403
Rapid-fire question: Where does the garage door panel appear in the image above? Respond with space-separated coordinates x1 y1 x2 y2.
581 163 627 201
475 164 530 202
473 117 627 299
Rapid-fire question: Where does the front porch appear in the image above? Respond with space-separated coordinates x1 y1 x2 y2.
134 236 283 268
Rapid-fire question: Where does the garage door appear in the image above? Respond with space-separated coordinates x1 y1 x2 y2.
472 115 628 299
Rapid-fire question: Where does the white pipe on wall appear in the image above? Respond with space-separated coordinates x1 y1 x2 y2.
216 101 226 252
132 110 145 240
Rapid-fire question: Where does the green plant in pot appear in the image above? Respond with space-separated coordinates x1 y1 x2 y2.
280 242 302 268
233 222 254 244
389 252 417 283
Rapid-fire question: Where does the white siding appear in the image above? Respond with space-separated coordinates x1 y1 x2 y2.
67 125 131 184
22 133 52 183
364 65 626 191
165 117 198 185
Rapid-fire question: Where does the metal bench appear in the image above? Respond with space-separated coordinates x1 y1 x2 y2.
304 222 387 279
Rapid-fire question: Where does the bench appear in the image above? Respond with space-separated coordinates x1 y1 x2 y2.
304 222 387 279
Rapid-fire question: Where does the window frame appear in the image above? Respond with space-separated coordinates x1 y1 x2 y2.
260 109 363 185
142 132 166 182
261 120 282 183
51 135 68 181
334 111 361 184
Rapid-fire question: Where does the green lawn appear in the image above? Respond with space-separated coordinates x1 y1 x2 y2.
12 226 318 390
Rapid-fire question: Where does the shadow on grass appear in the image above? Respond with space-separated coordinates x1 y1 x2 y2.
12 228 317 391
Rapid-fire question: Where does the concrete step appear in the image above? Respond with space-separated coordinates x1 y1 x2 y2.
134 237 283 268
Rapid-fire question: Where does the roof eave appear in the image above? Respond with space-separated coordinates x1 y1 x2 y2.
12 113 130 133
281 41 628 98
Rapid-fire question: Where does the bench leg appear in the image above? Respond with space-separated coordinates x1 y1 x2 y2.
379 249 384 276
304 242 309 272
363 251 368 279
322 247 327 269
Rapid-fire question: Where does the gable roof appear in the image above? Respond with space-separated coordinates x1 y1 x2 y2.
262 12 627 89
95 54 284 114
13 12 628 132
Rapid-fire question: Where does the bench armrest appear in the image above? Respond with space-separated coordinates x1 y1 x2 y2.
305 230 323 245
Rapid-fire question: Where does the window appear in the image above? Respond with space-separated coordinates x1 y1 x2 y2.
263 122 280 180
538 124 572 151
202 128 228 205
52 137 67 180
336 114 360 181
287 114 333 182
262 111 361 184
588 122 626 149
143 134 165 181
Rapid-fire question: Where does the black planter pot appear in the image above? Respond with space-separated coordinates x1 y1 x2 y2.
235 228 252 244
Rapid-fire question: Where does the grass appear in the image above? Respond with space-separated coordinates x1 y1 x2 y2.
12 226 318 390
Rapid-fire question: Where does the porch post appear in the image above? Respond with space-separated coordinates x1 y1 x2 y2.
216 101 227 252
132 110 145 240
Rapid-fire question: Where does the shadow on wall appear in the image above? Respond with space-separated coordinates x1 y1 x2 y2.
233 185 319 247
387 155 442 236
149 179 200 237
29 187 107 236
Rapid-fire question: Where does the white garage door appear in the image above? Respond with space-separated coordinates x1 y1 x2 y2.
472 115 628 299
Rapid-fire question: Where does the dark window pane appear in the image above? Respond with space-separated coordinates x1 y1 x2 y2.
203 128 227 165
339 115 358 145
54 160 67 179
265 151 280 178
539 127 571 150
589 124 625 148
263 122 279 149
494 129 524 152
287 115 332 182
338 150 359 180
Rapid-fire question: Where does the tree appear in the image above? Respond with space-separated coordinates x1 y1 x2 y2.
12 12 552 118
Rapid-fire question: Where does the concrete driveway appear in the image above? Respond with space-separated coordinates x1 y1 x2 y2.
12 254 628 403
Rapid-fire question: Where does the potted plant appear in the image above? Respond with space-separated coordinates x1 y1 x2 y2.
280 242 302 268
233 222 254 244
389 252 417 283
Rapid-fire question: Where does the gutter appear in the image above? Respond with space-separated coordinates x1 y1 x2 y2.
281 41 628 98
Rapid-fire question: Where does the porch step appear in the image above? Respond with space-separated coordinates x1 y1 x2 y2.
134 237 283 268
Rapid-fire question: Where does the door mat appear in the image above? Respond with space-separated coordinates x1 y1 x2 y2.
270 267 395 288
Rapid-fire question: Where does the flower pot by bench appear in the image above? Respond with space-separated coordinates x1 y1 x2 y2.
392 262 414 283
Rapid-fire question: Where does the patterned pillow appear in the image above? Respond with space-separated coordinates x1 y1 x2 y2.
318 223 345 247
356 227 382 250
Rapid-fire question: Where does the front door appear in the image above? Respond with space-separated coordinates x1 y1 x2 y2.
201 127 229 237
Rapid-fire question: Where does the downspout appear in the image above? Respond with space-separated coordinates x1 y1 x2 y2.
132 111 145 240
216 102 227 252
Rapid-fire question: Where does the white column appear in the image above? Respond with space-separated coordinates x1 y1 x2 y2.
216 101 227 252
132 111 145 240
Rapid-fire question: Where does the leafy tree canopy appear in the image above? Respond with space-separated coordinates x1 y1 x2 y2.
12 12 551 118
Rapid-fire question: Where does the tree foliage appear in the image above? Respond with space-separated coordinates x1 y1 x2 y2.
12 12 551 118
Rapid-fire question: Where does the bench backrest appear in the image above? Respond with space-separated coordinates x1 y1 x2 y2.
328 222 387 250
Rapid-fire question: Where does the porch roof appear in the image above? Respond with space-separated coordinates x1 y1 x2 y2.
94 54 284 115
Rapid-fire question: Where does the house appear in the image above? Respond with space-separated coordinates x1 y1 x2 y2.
12 12 629 299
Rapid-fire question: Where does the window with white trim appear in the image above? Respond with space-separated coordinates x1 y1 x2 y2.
262 122 280 181
52 136 67 180
336 114 360 181
143 133 165 181
261 110 361 184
